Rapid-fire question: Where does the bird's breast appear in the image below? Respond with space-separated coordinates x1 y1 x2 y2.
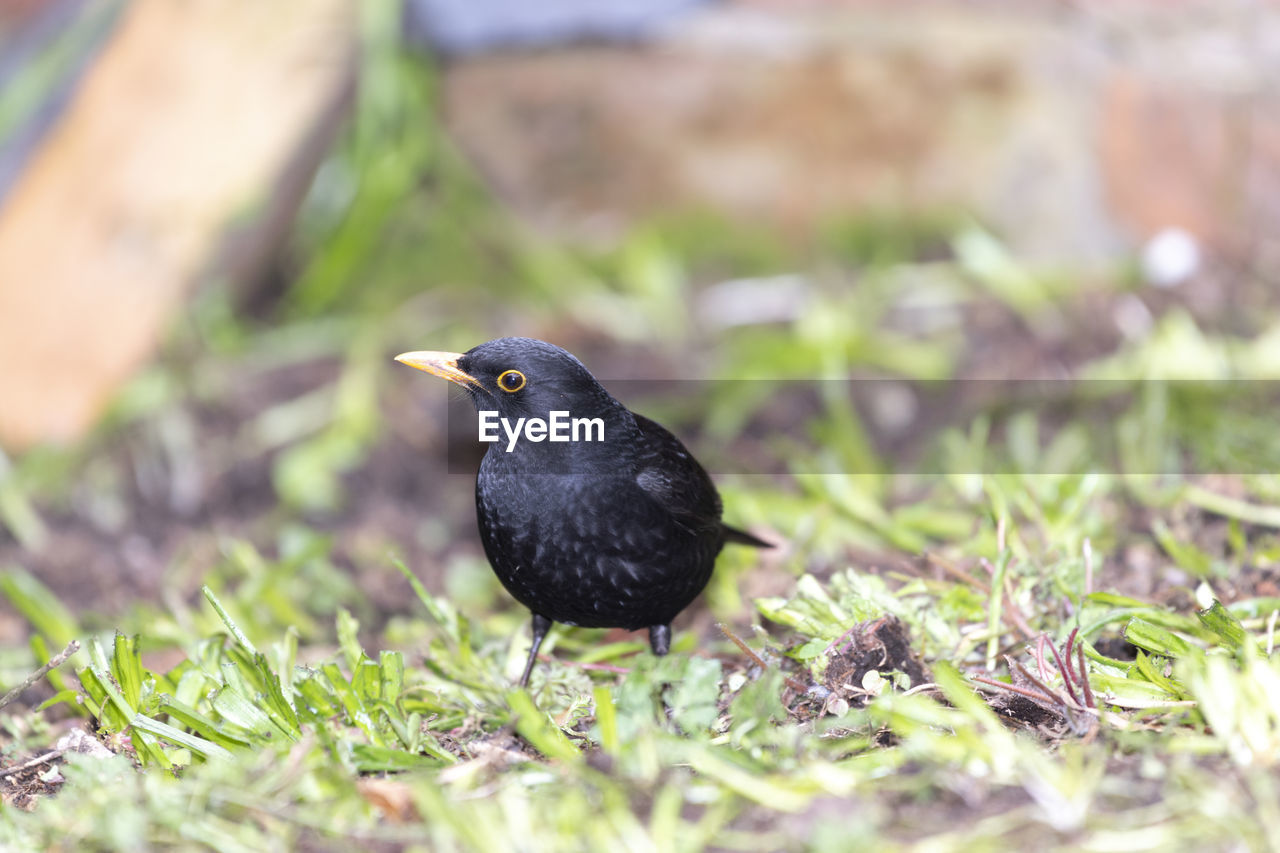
473 465 722 628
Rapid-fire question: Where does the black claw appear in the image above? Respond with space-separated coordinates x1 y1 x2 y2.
649 624 671 656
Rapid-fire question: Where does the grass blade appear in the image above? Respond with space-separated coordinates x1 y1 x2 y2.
506 689 580 762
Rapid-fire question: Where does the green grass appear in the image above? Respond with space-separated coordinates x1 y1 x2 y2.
5 492 1280 850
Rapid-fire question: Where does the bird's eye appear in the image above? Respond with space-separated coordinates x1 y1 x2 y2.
497 370 526 393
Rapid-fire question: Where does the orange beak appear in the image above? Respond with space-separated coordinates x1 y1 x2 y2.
394 351 487 394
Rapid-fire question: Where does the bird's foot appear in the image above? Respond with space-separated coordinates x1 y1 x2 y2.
519 613 553 687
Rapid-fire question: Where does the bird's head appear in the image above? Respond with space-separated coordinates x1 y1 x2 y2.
395 337 630 427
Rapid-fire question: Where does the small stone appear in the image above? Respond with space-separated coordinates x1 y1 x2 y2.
55 727 113 759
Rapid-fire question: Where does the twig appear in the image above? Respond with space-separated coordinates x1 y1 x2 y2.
1012 658 1094 735
1063 627 1081 685
825 624 860 656
981 628 1099 734
901 682 941 697
1001 575 1036 641
1076 642 1096 709
0 640 80 712
718 624 810 693
1011 660 1071 708
925 553 990 593
0 749 65 776
1033 634 1051 684
718 623 768 670
972 675 1059 704
1044 636 1083 708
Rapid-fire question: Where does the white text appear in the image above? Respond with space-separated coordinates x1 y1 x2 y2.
478 411 605 452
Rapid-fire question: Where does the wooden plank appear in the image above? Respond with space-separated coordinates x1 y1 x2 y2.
0 0 356 450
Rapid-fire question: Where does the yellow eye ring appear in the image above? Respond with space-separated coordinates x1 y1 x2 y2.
497 370 526 393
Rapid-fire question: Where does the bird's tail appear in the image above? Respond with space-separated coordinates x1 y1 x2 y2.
722 524 774 548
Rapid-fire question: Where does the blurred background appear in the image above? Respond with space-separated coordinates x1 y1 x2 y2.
1 0 1278 654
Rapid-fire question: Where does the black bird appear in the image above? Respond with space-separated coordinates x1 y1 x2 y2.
395 337 770 686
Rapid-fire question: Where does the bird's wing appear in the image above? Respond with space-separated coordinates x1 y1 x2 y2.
631 413 723 535
632 413 775 549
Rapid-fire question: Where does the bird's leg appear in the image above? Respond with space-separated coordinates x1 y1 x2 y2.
649 624 671 656
519 613 553 687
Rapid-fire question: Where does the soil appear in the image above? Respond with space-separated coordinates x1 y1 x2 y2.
822 615 930 699
0 751 63 811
